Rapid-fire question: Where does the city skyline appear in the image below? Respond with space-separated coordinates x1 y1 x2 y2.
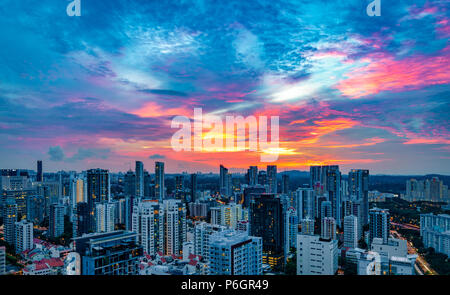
0 0 449 174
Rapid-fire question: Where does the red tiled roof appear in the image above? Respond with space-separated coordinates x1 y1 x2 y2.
188 260 198 266
34 263 49 271
160 257 166 263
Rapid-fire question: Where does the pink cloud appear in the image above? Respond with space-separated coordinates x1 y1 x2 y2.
335 46 450 98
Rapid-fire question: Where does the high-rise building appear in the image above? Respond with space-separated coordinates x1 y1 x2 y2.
0 246 5 275
86 169 110 232
26 195 45 225
300 218 315 236
95 202 115 233
69 177 85 223
309 165 341 226
247 166 258 186
209 230 263 275
124 170 136 197
250 193 285 271
135 161 144 199
188 202 208 218
74 202 89 238
281 174 289 194
326 166 342 227
257 170 267 187
74 231 143 275
321 217 336 240
14 220 33 254
49 203 65 238
132 201 162 255
143 170 151 199
348 169 369 226
194 222 228 260
420 213 450 257
297 234 338 275
3 198 17 247
0 169 30 191
219 164 228 195
369 208 390 245
343 215 359 248
267 165 277 194
288 208 298 248
210 203 244 229
343 199 363 238
321 200 332 219
190 173 198 202
70 177 85 204
161 199 186 255
155 162 165 201
36 160 43 182
295 188 315 220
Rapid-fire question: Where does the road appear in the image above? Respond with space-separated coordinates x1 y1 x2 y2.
391 229 437 275
391 222 420 232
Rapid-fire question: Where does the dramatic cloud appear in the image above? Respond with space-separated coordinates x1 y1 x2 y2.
0 0 448 174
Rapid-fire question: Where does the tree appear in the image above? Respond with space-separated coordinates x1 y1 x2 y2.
285 254 297 275
358 238 368 250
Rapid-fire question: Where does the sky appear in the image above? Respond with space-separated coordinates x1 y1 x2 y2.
0 0 449 174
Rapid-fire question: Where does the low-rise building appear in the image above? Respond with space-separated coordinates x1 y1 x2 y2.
297 234 338 275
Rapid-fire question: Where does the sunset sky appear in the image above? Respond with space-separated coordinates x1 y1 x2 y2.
0 0 449 174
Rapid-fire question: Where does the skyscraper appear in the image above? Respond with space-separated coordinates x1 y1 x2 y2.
300 218 315 236
348 169 369 225
15 220 33 254
267 165 277 194
309 165 342 226
155 162 165 201
190 173 198 202
124 170 136 197
0 247 5 275
321 217 336 240
86 169 110 232
369 208 390 245
3 198 17 247
74 202 90 238
219 164 231 196
161 199 186 255
95 202 115 233
135 161 144 199
132 201 162 255
250 193 285 271
343 215 359 248
36 160 43 182
210 203 244 229
247 166 258 186
26 195 45 225
143 170 151 199
326 166 342 227
281 173 289 194
321 200 332 219
49 203 65 238
295 188 315 220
